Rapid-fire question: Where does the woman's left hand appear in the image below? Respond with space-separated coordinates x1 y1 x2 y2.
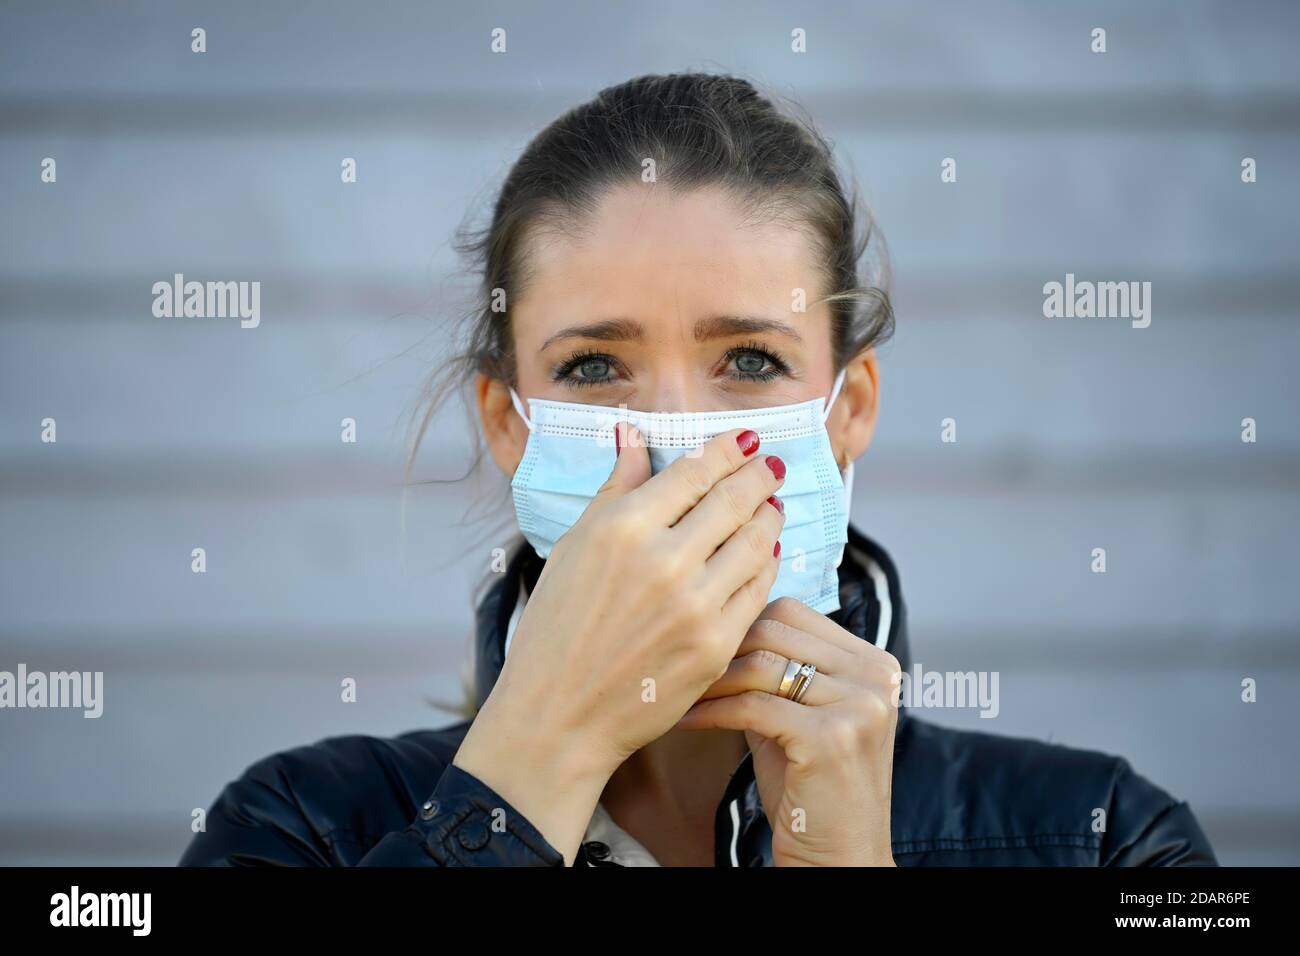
673 596 901 866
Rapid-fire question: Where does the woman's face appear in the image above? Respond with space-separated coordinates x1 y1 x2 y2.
480 183 879 476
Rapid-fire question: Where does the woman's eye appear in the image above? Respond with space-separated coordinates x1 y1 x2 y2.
553 352 618 386
727 347 785 381
574 357 612 381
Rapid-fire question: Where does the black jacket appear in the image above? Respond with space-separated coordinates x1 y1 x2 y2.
179 524 1218 867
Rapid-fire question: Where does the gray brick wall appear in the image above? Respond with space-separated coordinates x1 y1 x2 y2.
1 0 1296 865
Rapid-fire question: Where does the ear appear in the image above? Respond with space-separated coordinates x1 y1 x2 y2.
477 372 530 477
828 350 880 469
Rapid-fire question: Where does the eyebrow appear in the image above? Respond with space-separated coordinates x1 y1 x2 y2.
694 314 804 344
539 315 804 351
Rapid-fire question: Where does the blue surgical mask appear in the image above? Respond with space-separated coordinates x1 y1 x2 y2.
508 368 853 613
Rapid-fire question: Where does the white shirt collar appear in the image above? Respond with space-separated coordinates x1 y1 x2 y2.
582 801 662 867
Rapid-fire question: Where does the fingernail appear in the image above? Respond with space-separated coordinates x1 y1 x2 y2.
765 455 786 480
767 495 784 514
773 540 782 558
736 430 760 456
614 423 622 457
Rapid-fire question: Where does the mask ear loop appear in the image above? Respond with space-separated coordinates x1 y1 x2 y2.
822 366 854 566
508 387 535 432
821 367 848 424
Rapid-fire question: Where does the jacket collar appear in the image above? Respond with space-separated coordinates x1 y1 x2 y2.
472 522 910 865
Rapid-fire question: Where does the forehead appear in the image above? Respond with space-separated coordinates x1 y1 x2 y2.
514 184 824 328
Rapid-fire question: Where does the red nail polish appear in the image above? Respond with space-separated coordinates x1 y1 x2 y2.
767 495 784 514
765 455 785 480
736 430 760 456
773 541 782 558
615 423 622 457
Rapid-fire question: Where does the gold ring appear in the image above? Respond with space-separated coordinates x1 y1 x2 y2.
790 663 817 704
778 660 803 699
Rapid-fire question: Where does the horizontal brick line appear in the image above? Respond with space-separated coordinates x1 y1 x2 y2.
3 273 1298 319
1 90 1297 133
2 628 1297 671
2 451 1298 495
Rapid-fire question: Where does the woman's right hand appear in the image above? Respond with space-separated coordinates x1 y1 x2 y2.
453 421 787 863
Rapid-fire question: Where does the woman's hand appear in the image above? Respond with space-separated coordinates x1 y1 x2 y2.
455 421 787 865
672 596 902 866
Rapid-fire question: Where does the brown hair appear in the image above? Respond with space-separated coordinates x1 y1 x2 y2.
407 72 894 718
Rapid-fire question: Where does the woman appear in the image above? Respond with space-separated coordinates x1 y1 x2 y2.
180 73 1216 867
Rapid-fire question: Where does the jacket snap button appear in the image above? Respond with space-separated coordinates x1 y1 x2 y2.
457 820 491 851
584 840 611 861
420 799 440 820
